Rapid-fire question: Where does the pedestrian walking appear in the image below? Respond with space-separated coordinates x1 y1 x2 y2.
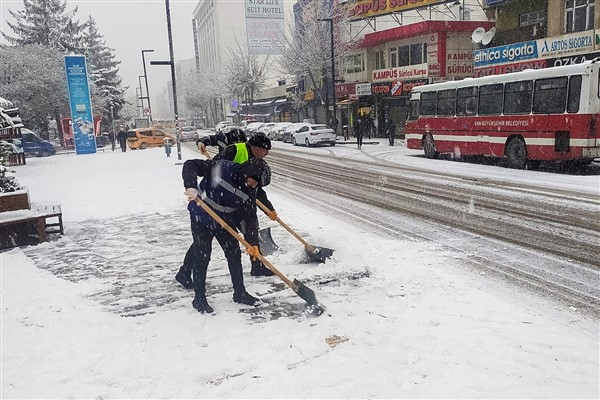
117 126 127 152
341 115 349 141
385 116 396 146
364 115 374 139
355 116 364 149
181 158 272 313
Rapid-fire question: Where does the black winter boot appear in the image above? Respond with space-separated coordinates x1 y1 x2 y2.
250 261 275 277
175 265 193 289
233 290 261 306
192 296 214 313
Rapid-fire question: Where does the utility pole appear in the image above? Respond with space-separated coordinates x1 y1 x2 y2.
141 49 154 123
318 17 336 135
151 0 181 160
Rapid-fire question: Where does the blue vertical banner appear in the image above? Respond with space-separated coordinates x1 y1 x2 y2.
64 55 96 154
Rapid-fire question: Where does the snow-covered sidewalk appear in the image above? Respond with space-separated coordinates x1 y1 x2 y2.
2 144 598 398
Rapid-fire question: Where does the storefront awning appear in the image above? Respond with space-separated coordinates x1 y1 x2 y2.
337 98 356 106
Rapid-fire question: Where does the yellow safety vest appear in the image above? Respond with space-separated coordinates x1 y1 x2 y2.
232 143 249 164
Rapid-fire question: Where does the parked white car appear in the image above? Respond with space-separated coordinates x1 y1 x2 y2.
215 121 231 133
292 124 336 147
258 122 277 137
245 122 264 134
282 122 306 143
267 122 292 141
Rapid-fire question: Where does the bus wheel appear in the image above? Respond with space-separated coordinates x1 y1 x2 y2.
423 135 438 159
506 137 527 169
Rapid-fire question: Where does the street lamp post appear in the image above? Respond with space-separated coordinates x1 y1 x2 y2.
318 17 336 135
110 105 115 151
141 49 154 123
138 75 147 110
150 0 181 161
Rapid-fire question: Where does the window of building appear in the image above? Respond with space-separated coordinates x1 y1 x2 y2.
504 81 533 114
423 43 428 63
519 10 546 27
533 77 568 114
566 0 595 33
345 54 364 74
437 89 456 116
479 84 504 115
410 43 423 65
399 45 410 67
390 47 398 68
375 50 385 70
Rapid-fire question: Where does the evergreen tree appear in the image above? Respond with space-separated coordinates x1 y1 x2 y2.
79 16 127 124
2 0 84 53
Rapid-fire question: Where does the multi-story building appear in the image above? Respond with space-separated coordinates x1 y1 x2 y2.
192 0 295 126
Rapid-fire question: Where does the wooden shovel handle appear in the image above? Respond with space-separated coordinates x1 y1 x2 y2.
194 196 294 288
256 200 316 252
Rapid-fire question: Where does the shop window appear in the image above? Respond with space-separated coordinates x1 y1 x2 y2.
375 50 385 70
345 54 364 74
456 87 478 116
533 77 568 114
504 81 533 114
479 84 504 115
519 10 546 27
566 0 595 33
390 47 398 68
423 43 428 63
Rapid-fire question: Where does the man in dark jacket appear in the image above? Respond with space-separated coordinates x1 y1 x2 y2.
196 127 246 154
385 117 396 146
181 157 271 313
213 132 276 277
117 126 127 152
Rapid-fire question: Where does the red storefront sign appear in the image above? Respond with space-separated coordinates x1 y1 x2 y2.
335 83 356 98
371 80 427 97
474 60 547 77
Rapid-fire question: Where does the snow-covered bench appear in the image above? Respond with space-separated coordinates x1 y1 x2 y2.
0 203 63 249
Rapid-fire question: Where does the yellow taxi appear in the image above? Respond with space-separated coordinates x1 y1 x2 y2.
127 128 176 150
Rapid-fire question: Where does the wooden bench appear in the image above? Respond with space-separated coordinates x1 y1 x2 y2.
0 204 63 249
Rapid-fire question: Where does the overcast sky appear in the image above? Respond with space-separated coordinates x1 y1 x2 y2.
1 0 198 115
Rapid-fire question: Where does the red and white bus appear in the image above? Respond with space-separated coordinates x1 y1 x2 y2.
405 61 600 168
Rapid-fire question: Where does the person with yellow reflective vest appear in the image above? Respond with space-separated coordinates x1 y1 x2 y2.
214 132 277 277
175 132 276 289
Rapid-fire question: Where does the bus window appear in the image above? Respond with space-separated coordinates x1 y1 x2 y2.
420 92 437 115
409 100 420 120
437 89 456 116
479 84 504 115
504 80 533 115
567 75 582 113
457 87 478 116
533 77 568 114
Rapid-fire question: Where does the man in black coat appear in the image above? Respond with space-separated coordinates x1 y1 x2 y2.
385 117 396 146
116 126 127 152
181 158 271 313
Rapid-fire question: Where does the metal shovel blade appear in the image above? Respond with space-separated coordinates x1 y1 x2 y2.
258 227 279 255
305 246 334 263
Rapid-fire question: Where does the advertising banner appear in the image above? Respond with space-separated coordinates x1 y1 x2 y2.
473 41 539 68
245 0 284 55
64 55 96 155
372 63 428 82
349 0 453 21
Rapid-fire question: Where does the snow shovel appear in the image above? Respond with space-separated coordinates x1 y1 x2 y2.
193 196 325 314
256 200 334 263
200 150 279 255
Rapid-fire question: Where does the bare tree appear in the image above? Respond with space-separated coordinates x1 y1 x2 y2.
221 40 270 119
280 0 354 122
180 68 223 127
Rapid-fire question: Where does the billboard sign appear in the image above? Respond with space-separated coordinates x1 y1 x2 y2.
473 41 539 68
349 0 453 21
64 55 96 155
245 0 284 55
